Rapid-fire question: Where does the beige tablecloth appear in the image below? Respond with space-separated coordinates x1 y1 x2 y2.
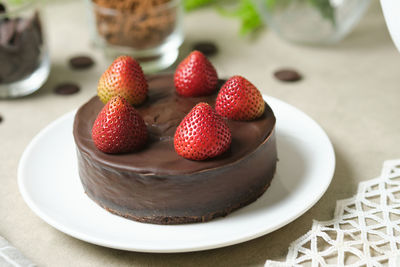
1 1 400 266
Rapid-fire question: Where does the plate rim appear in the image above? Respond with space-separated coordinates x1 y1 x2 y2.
17 95 335 253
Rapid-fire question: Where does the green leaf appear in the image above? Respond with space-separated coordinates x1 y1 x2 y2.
264 0 293 10
183 0 216 11
218 0 263 35
265 0 276 9
183 0 335 35
4 0 33 7
237 0 263 35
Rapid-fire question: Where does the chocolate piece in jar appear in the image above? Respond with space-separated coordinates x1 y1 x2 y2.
0 10 43 84
92 0 178 49
0 3 6 14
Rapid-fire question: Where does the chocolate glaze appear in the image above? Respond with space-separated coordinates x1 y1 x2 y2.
73 73 277 224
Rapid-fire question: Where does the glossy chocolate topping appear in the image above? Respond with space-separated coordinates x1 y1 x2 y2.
74 74 275 175
73 73 277 224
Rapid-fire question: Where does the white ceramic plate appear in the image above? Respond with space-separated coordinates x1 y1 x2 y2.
18 96 335 253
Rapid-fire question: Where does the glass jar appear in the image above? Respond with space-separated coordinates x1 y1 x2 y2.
0 0 50 98
257 0 372 45
86 0 183 73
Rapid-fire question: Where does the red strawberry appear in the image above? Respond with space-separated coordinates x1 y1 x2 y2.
215 75 265 121
97 56 148 106
92 96 147 154
174 102 231 160
174 51 218 97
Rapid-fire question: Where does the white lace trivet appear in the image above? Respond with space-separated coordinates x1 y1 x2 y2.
266 160 400 267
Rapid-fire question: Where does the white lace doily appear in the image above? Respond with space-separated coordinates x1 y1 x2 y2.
266 160 400 267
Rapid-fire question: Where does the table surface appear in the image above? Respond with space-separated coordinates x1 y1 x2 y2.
1 1 400 266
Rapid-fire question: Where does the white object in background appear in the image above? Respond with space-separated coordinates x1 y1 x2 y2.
18 96 335 253
329 0 344 8
381 0 400 52
266 159 400 266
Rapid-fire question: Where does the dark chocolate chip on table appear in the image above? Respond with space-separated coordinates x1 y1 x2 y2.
69 55 95 70
193 42 218 57
274 69 302 82
0 114 3 123
54 83 80 95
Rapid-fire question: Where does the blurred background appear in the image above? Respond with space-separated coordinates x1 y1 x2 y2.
0 0 375 98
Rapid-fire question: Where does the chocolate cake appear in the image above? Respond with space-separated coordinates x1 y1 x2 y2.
73 73 277 224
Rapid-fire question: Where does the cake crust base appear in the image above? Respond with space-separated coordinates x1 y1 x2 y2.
85 177 274 225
